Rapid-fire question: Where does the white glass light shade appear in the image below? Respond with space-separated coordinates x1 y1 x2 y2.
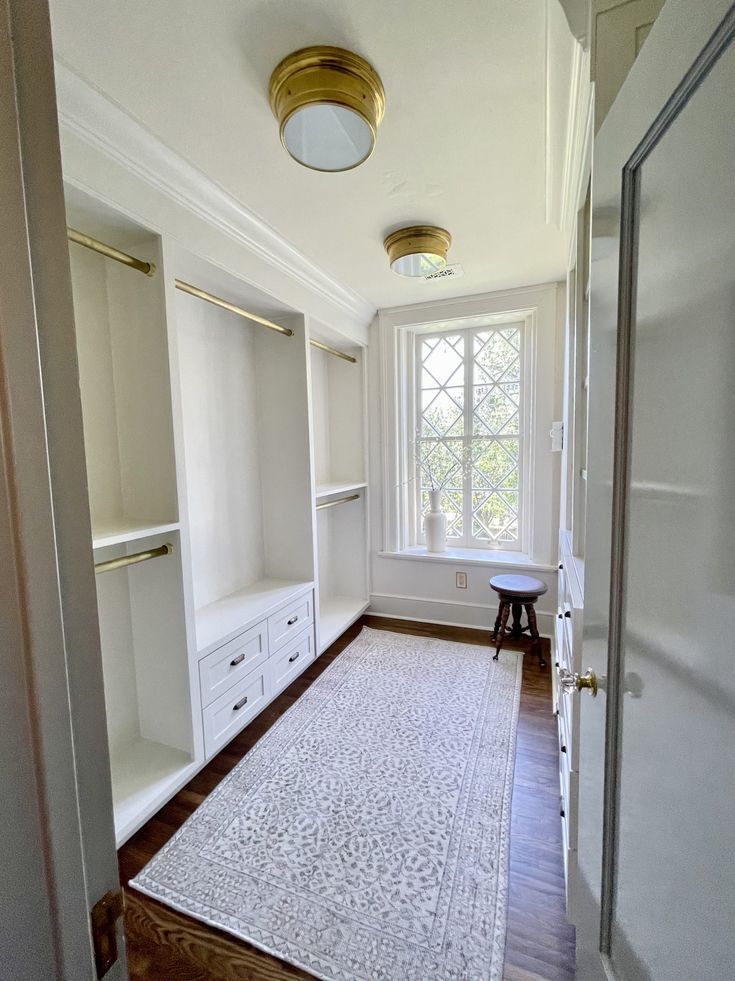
390 252 447 277
282 104 374 172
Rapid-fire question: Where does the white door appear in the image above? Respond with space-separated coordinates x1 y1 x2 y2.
578 0 735 977
0 1 126 978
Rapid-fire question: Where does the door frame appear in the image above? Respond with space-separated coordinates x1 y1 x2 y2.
0 1 124 977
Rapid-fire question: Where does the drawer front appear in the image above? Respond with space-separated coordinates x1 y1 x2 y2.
199 621 268 708
268 592 313 651
203 664 271 759
271 627 315 696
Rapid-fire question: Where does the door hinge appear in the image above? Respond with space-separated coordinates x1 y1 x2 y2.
91 889 125 978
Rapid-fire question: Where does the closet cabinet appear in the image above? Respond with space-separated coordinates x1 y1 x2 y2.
66 191 196 844
309 327 370 652
65 187 369 844
555 529 583 906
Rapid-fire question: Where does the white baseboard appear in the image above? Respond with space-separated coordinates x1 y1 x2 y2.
368 592 554 638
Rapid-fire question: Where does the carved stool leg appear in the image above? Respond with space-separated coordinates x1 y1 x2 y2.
493 601 511 661
510 602 523 637
525 601 546 668
491 600 505 641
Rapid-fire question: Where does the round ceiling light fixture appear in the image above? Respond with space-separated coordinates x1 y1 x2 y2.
384 226 452 277
269 46 385 172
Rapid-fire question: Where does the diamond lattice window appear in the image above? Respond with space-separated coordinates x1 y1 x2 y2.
417 325 523 547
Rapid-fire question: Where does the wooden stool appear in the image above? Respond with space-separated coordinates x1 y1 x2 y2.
490 574 548 668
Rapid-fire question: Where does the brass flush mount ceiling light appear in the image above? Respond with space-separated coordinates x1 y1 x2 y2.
384 226 452 277
269 46 385 172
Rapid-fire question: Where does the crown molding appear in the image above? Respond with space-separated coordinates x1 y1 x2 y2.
53 60 375 327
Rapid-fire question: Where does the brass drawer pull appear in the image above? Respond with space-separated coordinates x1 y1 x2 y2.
288 651 300 663
287 615 299 626
230 653 245 666
233 696 248 710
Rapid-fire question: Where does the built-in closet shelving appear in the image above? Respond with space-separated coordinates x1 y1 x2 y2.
173 250 315 655
309 327 369 652
65 185 370 845
66 189 196 843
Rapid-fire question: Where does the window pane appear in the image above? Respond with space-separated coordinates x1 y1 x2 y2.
473 385 519 435
421 334 464 387
416 325 522 548
471 438 519 487
473 328 520 383
472 490 519 542
420 334 465 438
421 387 464 437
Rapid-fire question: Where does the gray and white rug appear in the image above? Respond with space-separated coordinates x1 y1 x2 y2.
132 626 522 981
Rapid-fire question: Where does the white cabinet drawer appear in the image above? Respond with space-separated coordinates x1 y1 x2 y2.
199 621 268 708
203 663 271 759
271 627 315 696
268 592 313 651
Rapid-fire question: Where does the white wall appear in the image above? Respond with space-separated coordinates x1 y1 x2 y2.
368 283 565 637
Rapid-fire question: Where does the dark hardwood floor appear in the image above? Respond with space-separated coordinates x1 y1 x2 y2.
119 616 576 981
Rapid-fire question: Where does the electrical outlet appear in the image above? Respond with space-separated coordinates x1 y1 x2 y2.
456 571 467 589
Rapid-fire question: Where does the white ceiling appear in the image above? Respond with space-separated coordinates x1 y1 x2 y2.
49 0 576 311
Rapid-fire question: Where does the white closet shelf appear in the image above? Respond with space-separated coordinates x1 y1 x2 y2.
319 595 369 653
315 481 367 501
195 578 314 654
110 738 196 845
92 517 180 550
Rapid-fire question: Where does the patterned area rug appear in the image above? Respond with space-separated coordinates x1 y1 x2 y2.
132 627 522 981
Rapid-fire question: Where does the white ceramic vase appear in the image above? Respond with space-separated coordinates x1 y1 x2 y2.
425 488 447 552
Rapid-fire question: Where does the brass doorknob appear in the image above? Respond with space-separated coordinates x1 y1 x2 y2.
559 667 598 698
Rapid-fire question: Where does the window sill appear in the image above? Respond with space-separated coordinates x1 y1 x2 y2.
378 546 557 573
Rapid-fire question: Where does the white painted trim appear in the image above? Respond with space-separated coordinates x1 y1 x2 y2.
53 60 375 329
378 283 560 565
369 592 555 637
378 549 558 573
379 282 560 325
561 44 594 243
544 0 553 225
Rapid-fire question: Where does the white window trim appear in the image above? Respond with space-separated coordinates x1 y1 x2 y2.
377 284 560 568
410 319 533 552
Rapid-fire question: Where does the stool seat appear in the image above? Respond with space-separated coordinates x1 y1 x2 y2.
490 574 548 598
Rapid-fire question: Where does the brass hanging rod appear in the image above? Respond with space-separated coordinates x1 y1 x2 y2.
67 227 156 277
95 542 173 575
310 338 357 363
175 280 293 336
315 493 360 511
